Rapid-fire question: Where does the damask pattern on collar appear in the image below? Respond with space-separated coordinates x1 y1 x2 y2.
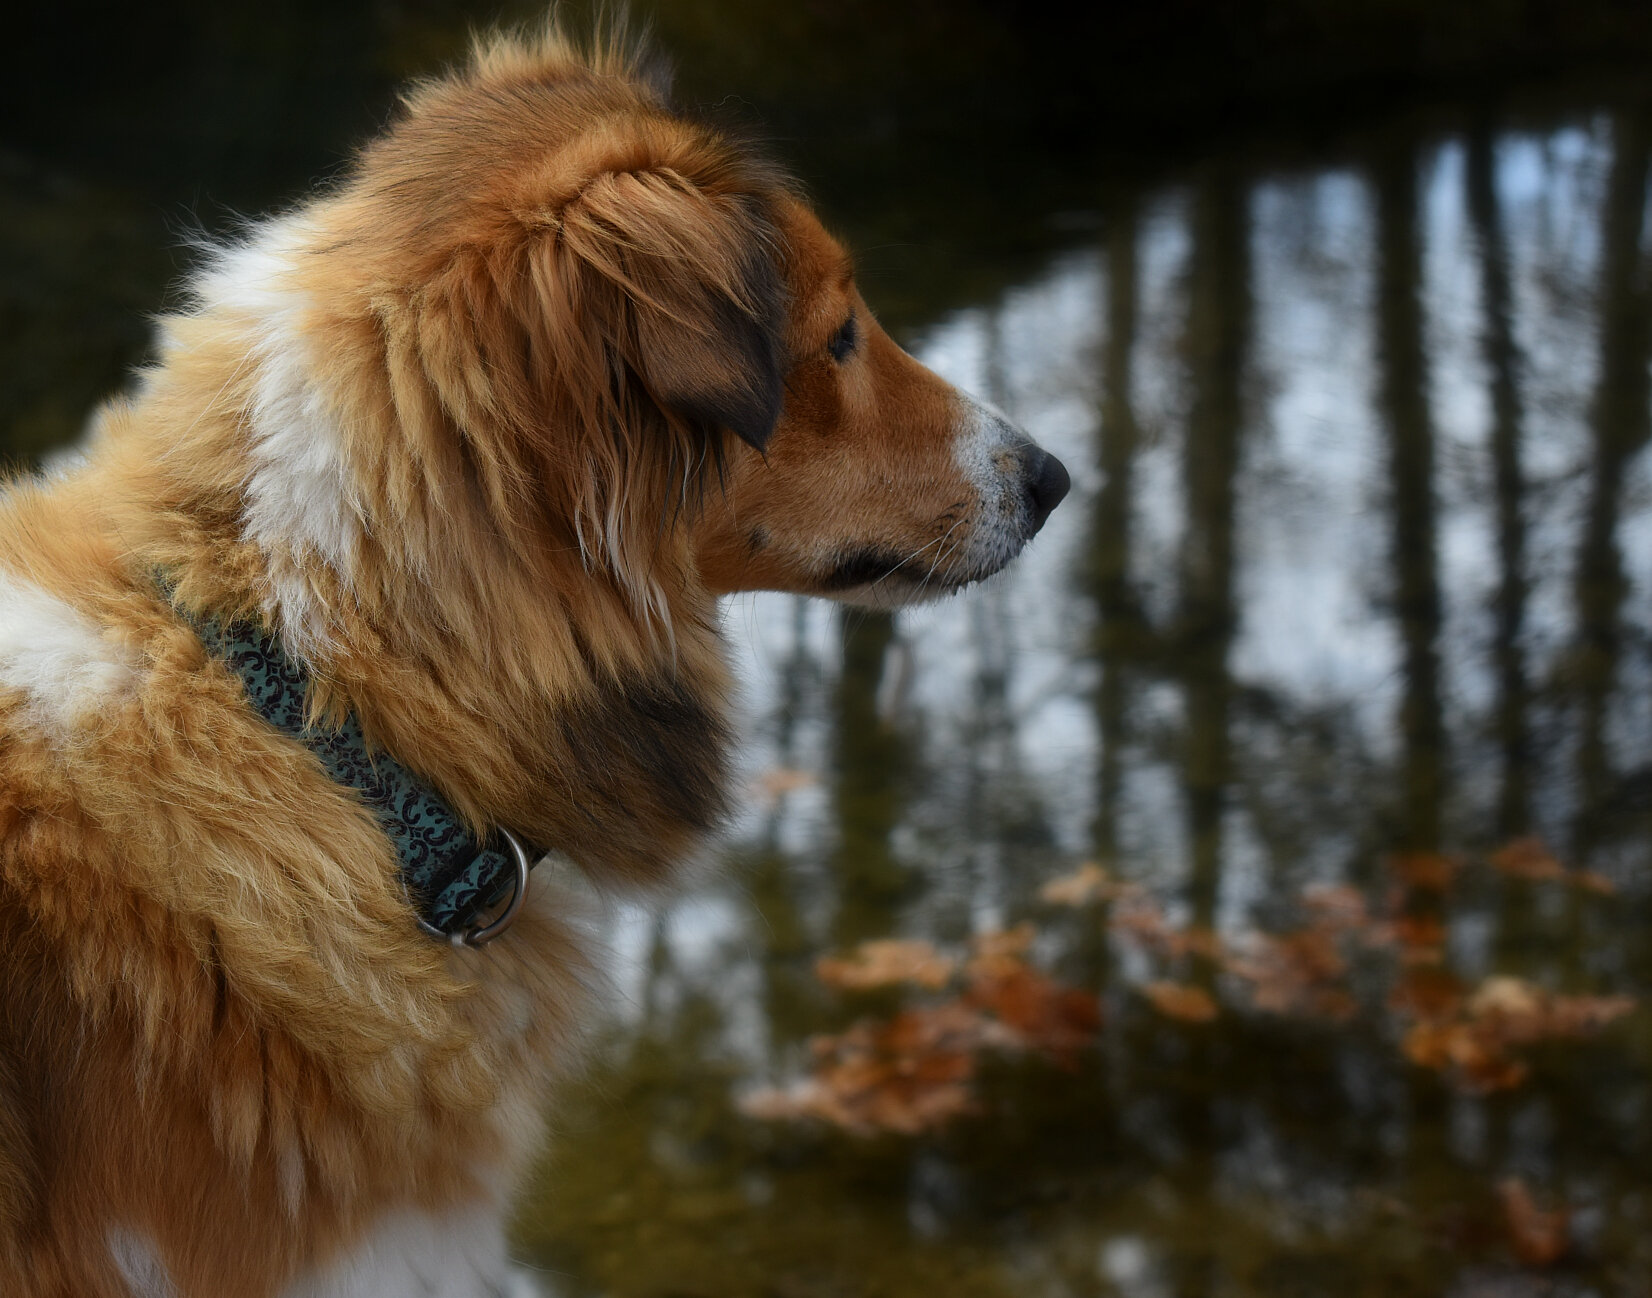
162 580 519 936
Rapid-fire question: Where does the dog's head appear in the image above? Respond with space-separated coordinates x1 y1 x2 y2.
318 31 1066 624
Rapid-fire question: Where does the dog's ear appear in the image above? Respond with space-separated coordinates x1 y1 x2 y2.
549 170 786 452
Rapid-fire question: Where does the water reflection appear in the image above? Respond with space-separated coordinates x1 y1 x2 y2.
513 109 1652 1296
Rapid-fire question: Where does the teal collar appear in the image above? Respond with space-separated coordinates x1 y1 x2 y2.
167 584 534 945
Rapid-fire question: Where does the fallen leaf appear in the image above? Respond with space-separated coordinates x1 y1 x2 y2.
1222 929 1354 1020
1574 869 1617 896
967 924 1037 979
1391 914 1447 957
1543 992 1636 1037
1039 861 1123 906
817 939 956 991
754 767 818 802
1401 1020 1456 1070
1140 980 1218 1023
744 1003 991 1136
1108 899 1175 948
1388 851 1460 891
1388 966 1465 1020
1302 883 1372 932
969 966 1102 1060
1498 1177 1570 1267
1489 836 1565 881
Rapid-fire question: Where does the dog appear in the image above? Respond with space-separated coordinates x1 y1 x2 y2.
0 24 1068 1296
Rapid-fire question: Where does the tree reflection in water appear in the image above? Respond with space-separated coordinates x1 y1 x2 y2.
512 108 1652 1297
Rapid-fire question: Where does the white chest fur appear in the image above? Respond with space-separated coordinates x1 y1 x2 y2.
279 1207 541 1298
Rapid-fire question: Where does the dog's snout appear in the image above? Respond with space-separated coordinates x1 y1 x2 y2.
1020 444 1070 533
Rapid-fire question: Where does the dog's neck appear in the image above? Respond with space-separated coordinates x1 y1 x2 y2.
92 229 737 891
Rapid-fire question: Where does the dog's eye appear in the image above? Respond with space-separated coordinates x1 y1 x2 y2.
826 313 858 363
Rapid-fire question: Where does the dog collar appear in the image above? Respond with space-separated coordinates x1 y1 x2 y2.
162 580 535 945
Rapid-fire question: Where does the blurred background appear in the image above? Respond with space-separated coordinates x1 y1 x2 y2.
8 2 1652 1294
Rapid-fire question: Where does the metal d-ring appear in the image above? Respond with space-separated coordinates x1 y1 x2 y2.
416 829 534 948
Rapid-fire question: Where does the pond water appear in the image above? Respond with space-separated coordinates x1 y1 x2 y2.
4 15 1651 1297
509 115 1652 1296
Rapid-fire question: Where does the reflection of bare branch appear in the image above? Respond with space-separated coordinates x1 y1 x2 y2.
1467 122 1532 842
1571 107 1652 862
1376 139 1444 853
1181 168 1248 936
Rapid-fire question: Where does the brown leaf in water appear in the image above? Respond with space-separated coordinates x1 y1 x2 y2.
969 966 1102 1060
1388 851 1460 892
742 1003 990 1136
816 939 956 991
1140 981 1218 1023
1038 861 1119 906
1391 914 1447 959
1489 836 1565 881
1543 992 1636 1036
1497 1178 1570 1267
1302 883 1372 932
1388 966 1465 1020
1223 929 1355 1020
1573 869 1617 896
1108 898 1175 948
1400 1020 1456 1071
1448 1031 1530 1094
753 767 818 802
966 924 1038 979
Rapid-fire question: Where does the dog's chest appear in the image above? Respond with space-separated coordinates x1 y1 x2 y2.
278 1207 536 1298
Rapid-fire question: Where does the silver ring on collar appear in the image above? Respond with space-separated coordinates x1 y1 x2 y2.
416 828 533 948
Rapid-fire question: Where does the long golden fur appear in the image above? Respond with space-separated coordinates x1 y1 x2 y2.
0 24 1066 1296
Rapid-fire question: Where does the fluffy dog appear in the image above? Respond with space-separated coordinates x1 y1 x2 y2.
0 26 1068 1297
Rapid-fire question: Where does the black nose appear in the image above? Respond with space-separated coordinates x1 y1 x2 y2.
1021 444 1071 533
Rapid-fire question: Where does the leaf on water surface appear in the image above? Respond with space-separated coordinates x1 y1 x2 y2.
1301 883 1372 931
1497 1178 1570 1268
1488 836 1566 881
739 1003 988 1136
966 923 1038 980
1140 980 1218 1023
1387 966 1465 1020
1397 975 1634 1093
753 767 818 802
1222 928 1357 1021
816 938 956 991
1387 851 1460 892
1573 868 1617 896
1039 861 1123 906
1107 898 1176 948
968 965 1102 1061
1390 913 1448 960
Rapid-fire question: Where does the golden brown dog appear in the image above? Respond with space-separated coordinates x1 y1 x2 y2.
0 26 1067 1296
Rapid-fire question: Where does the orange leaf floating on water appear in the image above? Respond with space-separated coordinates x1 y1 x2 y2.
1489 836 1566 881
1390 913 1447 960
1574 869 1617 896
740 1002 989 1136
1302 883 1372 932
966 923 1037 979
753 767 818 803
1387 966 1464 1020
1497 1177 1570 1267
816 938 957 991
1398 975 1634 1093
1222 929 1356 1021
1140 980 1218 1023
968 965 1102 1060
1388 851 1460 892
1039 861 1123 907
1108 898 1175 948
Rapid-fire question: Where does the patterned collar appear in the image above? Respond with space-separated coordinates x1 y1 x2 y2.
163 581 535 945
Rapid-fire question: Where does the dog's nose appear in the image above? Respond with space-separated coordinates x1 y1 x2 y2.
1021 444 1071 533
